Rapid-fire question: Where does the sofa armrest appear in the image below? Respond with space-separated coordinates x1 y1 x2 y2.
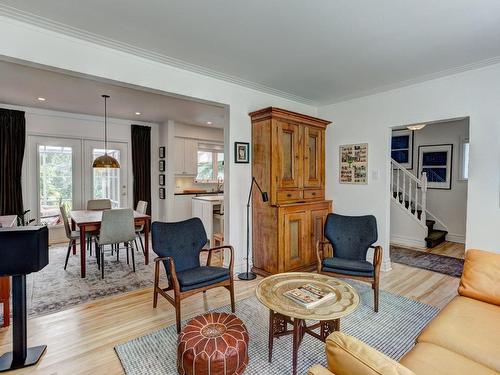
324 332 415 375
458 249 500 306
308 365 336 375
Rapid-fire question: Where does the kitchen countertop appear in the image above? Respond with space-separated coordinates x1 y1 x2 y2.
174 191 223 196
192 195 224 202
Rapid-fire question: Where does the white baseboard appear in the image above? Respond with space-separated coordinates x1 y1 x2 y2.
446 233 465 244
390 234 426 249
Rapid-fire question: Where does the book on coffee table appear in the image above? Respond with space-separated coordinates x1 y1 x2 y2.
283 283 335 309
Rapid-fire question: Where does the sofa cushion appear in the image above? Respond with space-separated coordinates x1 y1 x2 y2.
417 296 500 372
400 342 498 375
459 249 500 306
324 332 415 375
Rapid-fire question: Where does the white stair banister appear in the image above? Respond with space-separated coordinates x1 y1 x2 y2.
421 171 427 224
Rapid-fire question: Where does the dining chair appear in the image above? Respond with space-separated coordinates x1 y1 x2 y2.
152 218 235 333
134 200 148 254
61 205 80 270
316 213 383 312
87 199 112 210
97 208 136 279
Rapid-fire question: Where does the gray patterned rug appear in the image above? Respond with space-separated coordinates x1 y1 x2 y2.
390 246 464 277
115 281 439 375
0 242 154 324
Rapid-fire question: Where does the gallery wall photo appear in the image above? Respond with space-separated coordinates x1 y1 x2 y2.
339 143 368 184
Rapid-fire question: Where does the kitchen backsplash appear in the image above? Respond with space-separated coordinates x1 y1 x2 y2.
175 176 222 193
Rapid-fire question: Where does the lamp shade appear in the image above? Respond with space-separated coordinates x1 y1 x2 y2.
92 154 120 168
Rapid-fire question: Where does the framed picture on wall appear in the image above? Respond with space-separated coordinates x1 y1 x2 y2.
418 144 453 189
235 142 249 163
159 146 165 159
159 188 165 199
159 160 165 172
339 143 368 184
159 174 165 186
391 129 414 169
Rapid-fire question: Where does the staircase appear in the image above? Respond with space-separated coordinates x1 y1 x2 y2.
391 159 448 248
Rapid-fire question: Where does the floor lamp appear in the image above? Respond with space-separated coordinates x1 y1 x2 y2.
238 177 268 280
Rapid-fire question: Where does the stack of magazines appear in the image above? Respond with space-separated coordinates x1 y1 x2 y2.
283 283 335 308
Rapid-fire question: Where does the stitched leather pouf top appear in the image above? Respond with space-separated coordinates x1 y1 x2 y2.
177 312 249 375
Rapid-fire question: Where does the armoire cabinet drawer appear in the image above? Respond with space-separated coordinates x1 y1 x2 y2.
304 189 324 200
277 190 303 202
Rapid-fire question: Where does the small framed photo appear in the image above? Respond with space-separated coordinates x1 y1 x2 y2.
159 174 165 186
235 142 250 163
159 188 165 199
159 146 165 159
159 160 165 172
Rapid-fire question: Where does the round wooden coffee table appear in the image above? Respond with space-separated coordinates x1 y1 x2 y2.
256 272 359 375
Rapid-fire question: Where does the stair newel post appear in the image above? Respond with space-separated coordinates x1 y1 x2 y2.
421 172 428 224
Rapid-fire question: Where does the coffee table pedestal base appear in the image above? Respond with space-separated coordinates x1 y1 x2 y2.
268 310 340 375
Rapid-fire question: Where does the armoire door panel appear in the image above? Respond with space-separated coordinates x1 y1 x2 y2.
276 121 302 189
283 211 308 271
304 126 323 188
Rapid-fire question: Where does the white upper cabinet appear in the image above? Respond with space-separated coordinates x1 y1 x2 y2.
174 137 198 176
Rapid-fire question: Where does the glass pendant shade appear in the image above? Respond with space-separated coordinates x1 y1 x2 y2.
93 94 120 169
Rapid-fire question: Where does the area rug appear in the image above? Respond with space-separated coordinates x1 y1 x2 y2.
390 246 464 277
0 243 155 324
115 281 439 375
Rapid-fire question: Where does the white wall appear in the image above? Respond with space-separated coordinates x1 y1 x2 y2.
319 63 500 269
0 16 318 272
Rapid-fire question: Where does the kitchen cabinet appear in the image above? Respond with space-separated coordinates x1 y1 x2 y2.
174 138 198 176
173 195 193 221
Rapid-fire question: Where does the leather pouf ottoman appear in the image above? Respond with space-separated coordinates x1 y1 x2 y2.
177 312 249 375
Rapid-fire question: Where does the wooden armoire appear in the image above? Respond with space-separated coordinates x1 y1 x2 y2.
250 107 332 276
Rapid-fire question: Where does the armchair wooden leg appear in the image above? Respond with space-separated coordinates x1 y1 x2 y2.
153 261 160 308
229 279 235 313
373 278 379 313
175 295 181 334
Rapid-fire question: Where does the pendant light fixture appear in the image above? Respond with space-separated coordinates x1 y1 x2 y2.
93 94 120 169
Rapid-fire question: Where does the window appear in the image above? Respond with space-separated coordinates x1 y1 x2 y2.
195 144 224 182
460 137 470 180
38 145 73 226
92 148 121 207
391 129 413 169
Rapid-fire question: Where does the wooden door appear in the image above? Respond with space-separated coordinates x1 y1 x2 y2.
310 207 329 265
283 210 308 271
303 126 323 188
276 121 302 189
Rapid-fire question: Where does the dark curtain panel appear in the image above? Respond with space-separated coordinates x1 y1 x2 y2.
0 108 26 216
131 125 151 215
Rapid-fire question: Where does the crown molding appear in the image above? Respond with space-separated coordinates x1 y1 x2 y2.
0 4 316 106
319 54 500 106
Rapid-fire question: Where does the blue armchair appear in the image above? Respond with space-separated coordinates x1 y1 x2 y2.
316 213 383 312
151 218 235 333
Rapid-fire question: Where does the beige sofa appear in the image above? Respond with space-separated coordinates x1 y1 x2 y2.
308 249 500 375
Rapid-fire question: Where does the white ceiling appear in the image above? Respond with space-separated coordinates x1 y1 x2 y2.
2 1 500 104
0 60 226 127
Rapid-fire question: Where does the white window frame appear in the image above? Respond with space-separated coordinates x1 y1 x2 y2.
195 143 224 183
459 136 469 181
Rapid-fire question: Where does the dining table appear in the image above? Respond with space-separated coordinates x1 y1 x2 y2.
69 209 151 278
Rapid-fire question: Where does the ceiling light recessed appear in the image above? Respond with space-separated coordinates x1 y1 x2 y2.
407 123 426 131
37 97 46 101
135 112 141 115
206 121 213 125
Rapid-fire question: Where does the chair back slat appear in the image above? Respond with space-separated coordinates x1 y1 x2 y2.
87 199 112 210
136 200 148 214
99 208 135 245
59 205 72 239
152 218 207 275
324 213 378 261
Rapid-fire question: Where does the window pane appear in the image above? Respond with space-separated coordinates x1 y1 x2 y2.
197 151 213 180
423 167 447 182
391 135 409 150
391 150 409 164
422 151 448 166
39 145 73 226
217 152 224 180
93 149 120 208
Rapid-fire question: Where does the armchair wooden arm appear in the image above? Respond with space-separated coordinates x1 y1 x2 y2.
370 245 383 276
316 240 334 273
200 245 234 273
153 256 180 294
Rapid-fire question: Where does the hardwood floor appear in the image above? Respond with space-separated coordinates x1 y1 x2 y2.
426 241 465 259
0 264 458 375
